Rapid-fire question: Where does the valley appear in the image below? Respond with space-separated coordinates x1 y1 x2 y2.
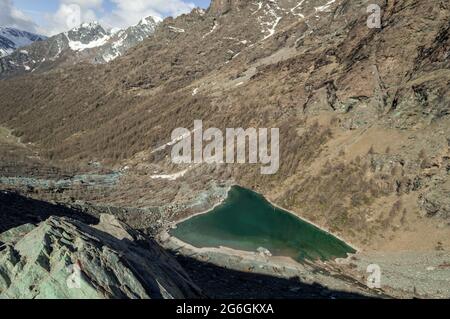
0 0 449 300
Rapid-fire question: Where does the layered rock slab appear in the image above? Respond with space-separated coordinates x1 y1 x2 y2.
0 215 202 299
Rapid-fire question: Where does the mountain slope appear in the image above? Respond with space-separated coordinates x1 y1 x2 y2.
0 17 159 77
0 27 46 57
0 214 202 299
0 0 449 253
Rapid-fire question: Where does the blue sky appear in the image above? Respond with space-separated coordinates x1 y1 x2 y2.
3 0 211 35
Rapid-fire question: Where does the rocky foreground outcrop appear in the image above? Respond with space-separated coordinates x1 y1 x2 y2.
0 214 202 299
0 0 449 251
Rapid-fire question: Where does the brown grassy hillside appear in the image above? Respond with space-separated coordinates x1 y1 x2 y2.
0 0 449 249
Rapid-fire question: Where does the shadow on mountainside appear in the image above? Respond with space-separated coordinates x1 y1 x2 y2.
0 191 377 299
172 254 379 299
0 191 99 234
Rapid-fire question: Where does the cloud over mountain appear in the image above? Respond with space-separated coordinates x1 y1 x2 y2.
104 0 196 28
0 0 39 33
2 0 197 36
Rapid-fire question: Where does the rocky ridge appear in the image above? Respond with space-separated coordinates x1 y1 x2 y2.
0 27 46 57
0 17 159 77
0 214 202 299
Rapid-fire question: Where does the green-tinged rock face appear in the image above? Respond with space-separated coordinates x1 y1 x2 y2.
0 216 202 299
0 223 36 245
171 186 356 262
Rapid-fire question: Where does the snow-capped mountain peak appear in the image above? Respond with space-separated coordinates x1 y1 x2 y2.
77 21 102 30
140 16 160 25
0 27 47 57
0 16 160 77
65 23 110 52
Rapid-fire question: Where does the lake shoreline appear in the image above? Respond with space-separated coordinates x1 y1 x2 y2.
160 232 322 279
159 232 377 298
170 184 233 227
264 197 360 253
170 184 359 254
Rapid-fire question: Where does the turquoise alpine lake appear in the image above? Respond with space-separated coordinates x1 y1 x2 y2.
170 186 356 262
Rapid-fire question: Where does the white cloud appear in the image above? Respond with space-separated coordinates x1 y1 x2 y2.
0 0 39 33
102 0 196 29
60 0 103 9
1 0 197 36
43 3 100 35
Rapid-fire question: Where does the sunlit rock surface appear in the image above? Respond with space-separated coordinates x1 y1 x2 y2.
0 215 202 299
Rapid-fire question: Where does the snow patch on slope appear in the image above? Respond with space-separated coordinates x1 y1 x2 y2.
291 0 306 18
150 169 189 181
0 48 12 57
152 128 199 154
203 21 218 39
67 34 111 51
315 0 336 12
0 27 46 57
168 26 185 33
257 0 284 40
